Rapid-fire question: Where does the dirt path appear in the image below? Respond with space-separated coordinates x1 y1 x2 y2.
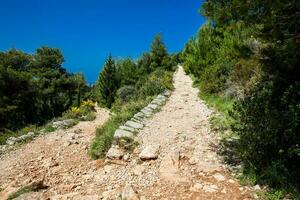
0 66 256 200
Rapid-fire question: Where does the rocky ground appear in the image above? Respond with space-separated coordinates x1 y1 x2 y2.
0 66 259 200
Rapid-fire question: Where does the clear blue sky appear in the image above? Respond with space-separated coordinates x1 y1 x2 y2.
0 0 205 83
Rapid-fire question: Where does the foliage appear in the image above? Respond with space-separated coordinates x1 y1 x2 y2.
62 100 96 121
0 47 90 133
94 55 119 108
116 85 135 103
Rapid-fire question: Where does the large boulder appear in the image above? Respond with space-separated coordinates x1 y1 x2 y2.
114 129 134 139
139 145 160 160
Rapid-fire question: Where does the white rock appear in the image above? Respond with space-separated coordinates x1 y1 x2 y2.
203 184 218 193
114 129 134 139
213 173 226 181
121 185 139 200
134 112 144 119
228 179 235 183
163 90 171 97
190 183 203 192
133 165 145 176
253 184 261 190
125 121 143 130
139 145 160 160
156 94 166 100
106 146 124 160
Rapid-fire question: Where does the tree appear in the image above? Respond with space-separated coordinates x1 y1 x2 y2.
150 34 170 70
0 47 89 133
116 58 138 86
95 55 119 108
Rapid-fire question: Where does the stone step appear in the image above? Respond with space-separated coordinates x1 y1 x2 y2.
114 129 134 139
125 121 144 130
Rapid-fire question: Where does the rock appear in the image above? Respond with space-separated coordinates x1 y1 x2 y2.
121 185 139 200
19 134 30 140
253 184 261 190
114 129 134 139
213 173 226 181
102 189 117 200
119 126 136 133
156 94 166 100
106 146 124 160
125 121 143 130
6 137 19 145
52 119 74 129
190 183 203 192
132 165 145 176
159 151 188 183
27 132 35 137
133 116 144 122
139 145 160 160
146 103 158 110
221 187 227 194
163 90 171 97
104 165 113 173
228 179 235 184
123 154 130 161
64 141 72 147
134 112 144 119
140 109 152 117
151 99 164 106
43 157 58 168
131 118 143 124
203 184 218 193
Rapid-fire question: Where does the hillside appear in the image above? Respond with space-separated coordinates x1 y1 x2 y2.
0 66 260 199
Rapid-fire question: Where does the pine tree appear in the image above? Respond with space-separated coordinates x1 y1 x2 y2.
150 34 169 70
95 55 119 108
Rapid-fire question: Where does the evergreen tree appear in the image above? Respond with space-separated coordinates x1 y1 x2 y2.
150 34 169 70
95 55 119 108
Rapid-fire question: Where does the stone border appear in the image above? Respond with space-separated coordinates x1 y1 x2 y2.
106 90 171 160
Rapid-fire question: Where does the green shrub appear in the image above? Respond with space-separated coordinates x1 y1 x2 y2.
116 85 135 103
232 82 300 189
82 112 96 121
61 100 96 121
199 64 229 94
43 124 56 133
137 69 174 97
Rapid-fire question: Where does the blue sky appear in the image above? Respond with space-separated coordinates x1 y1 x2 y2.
0 0 205 83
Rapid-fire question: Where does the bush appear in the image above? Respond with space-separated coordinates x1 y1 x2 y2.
199 64 229 94
137 69 174 97
231 82 300 188
116 85 135 103
62 100 96 121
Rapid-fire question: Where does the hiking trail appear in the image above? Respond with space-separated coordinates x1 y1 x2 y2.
0 66 257 199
